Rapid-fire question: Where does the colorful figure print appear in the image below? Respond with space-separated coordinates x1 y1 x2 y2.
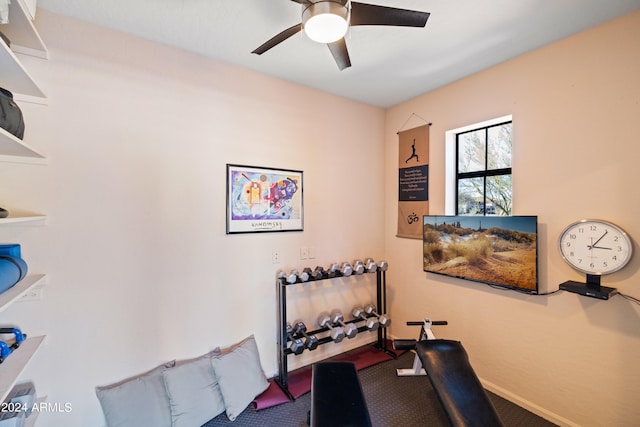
231 170 300 220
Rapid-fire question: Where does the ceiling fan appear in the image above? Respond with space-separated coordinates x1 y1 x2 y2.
252 0 430 71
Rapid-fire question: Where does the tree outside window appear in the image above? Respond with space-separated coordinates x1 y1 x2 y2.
456 122 512 215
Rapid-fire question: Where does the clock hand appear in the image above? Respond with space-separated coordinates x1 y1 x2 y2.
591 245 612 250
587 230 608 250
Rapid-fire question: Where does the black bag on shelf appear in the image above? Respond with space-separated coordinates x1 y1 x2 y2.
0 87 25 139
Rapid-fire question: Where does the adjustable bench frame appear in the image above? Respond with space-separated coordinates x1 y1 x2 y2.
394 318 504 427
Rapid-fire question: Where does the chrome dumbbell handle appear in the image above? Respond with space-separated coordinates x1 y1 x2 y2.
330 310 358 339
318 311 346 343
364 304 391 328
352 307 379 331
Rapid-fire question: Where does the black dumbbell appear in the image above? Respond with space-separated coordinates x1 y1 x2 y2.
308 266 325 280
285 323 305 355
364 304 391 327
294 269 310 282
330 310 358 339
293 321 319 351
318 311 346 343
352 306 379 331
303 267 315 280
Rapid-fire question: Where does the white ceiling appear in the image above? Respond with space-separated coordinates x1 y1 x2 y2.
37 0 640 108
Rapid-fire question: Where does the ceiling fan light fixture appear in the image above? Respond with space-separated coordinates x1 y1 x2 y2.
302 1 349 44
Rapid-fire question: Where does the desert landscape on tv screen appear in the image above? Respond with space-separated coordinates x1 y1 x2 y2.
423 216 537 291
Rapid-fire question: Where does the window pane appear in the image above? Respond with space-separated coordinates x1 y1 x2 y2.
458 130 486 172
487 123 512 169
486 175 512 216
457 177 484 215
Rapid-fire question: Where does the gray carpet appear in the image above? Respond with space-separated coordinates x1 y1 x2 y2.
203 351 558 427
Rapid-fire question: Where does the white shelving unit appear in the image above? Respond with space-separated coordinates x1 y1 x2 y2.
0 128 46 162
24 396 46 427
0 1 47 422
0 0 48 162
0 213 46 225
0 275 47 414
1 0 47 60
0 274 46 314
0 0 47 95
0 36 44 98
0 335 44 403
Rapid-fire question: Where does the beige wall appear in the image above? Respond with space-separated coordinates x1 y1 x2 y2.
3 6 639 427
1 10 385 426
384 10 640 427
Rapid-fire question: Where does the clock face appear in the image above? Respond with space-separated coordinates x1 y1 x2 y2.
558 219 633 275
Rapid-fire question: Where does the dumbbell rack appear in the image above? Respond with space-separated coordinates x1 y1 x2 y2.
276 263 394 398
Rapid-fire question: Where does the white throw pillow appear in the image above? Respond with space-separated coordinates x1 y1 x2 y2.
211 335 269 421
162 348 225 427
96 360 175 427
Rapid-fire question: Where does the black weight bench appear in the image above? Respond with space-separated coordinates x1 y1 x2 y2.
415 339 504 427
310 361 372 427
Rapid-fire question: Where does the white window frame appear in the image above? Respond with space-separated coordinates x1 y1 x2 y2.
444 115 513 215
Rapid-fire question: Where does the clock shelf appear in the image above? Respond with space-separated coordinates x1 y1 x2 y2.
558 219 632 300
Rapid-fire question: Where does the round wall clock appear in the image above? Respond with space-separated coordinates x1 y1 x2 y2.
558 219 633 275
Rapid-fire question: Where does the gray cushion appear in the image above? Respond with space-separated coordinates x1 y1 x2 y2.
96 360 175 427
211 335 269 421
162 348 225 427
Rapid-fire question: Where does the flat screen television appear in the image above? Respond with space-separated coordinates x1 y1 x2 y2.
423 215 538 294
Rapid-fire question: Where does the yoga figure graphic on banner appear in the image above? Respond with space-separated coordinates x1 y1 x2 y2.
405 139 419 163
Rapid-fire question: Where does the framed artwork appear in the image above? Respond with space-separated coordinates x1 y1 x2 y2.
226 164 304 234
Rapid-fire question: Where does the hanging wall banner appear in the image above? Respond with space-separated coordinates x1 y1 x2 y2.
397 124 429 239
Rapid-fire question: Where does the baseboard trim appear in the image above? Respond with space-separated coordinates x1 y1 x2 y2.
480 378 579 427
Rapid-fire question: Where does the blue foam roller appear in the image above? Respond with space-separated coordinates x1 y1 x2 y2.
8 257 26 281
0 244 21 258
0 256 28 294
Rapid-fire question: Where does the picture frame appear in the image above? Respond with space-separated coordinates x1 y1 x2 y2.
226 164 304 234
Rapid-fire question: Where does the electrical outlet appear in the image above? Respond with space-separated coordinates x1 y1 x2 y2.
19 286 43 302
272 251 281 264
300 246 308 260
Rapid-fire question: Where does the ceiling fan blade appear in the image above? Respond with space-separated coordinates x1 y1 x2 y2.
327 38 352 71
252 23 302 55
350 2 430 27
290 0 312 4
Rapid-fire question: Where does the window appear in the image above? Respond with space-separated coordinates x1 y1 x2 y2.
455 121 512 215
